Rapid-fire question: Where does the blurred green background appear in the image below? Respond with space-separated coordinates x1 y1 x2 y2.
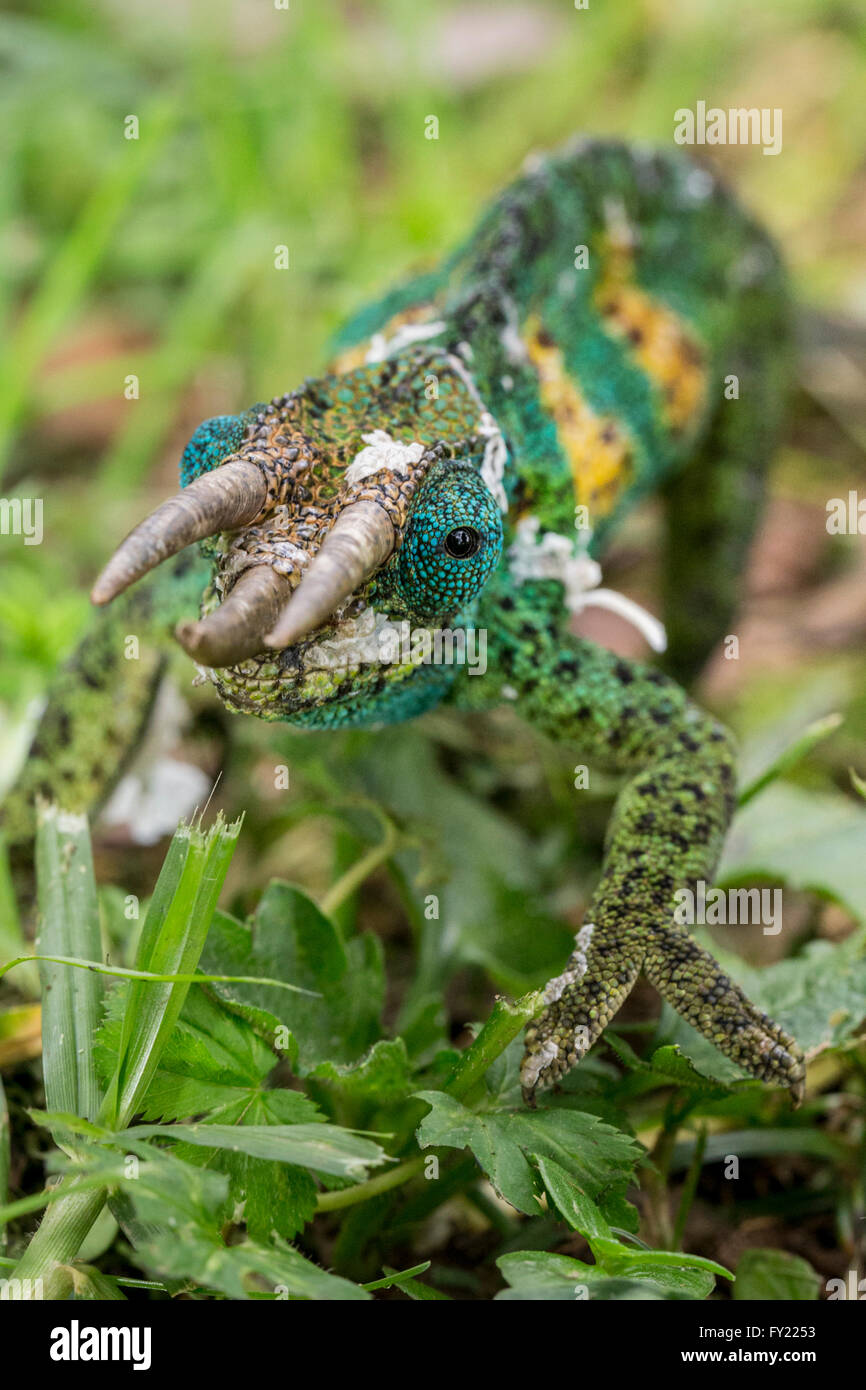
2 0 866 1289
1 0 864 738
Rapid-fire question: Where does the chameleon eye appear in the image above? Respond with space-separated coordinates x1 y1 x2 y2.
387 460 503 621
444 526 481 559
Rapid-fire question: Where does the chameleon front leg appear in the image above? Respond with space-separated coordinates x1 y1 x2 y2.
479 583 805 1102
2 411 256 868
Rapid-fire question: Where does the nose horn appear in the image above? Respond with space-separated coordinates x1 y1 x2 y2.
265 501 395 649
91 459 268 605
175 564 295 668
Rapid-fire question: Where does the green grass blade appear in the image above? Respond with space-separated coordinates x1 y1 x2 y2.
0 953 317 995
35 804 103 1124
102 814 242 1129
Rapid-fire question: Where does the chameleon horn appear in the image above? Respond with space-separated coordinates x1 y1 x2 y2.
91 460 268 605
265 501 395 649
175 564 295 668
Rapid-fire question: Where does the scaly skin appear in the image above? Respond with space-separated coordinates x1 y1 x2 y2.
2 137 804 1101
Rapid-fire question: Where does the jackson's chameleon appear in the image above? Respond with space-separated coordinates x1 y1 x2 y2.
3 137 805 1102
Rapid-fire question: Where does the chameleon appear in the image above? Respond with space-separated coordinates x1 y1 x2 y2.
4 136 805 1103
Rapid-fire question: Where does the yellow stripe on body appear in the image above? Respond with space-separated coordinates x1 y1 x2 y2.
524 312 634 520
593 235 707 435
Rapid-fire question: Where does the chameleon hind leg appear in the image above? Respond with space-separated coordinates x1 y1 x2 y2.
1 552 210 879
475 588 805 1102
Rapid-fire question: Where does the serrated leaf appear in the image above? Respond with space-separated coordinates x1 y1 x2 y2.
647 1044 743 1097
95 984 322 1239
533 1155 613 1246
415 1092 639 1219
172 1092 321 1242
310 1038 412 1108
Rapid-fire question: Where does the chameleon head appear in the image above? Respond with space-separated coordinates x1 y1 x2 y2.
91 354 504 725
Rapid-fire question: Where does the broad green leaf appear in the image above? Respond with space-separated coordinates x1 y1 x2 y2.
647 1044 744 1098
721 782 866 926
533 1155 613 1246
495 1251 693 1301
593 1243 730 1298
35 805 103 1123
75 1141 368 1302
733 1248 820 1301
357 734 575 994
200 881 384 1073
415 1092 639 1220
179 1107 319 1241
126 1121 389 1181
134 1222 369 1301
534 1156 730 1298
95 986 304 1123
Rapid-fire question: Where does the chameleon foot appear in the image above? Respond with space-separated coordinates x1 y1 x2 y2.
644 926 805 1105
521 923 640 1101
521 920 805 1106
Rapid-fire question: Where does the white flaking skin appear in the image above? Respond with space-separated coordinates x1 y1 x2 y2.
507 516 667 652
344 430 425 486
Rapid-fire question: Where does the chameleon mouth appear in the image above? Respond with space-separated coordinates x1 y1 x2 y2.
91 462 396 670
263 500 394 649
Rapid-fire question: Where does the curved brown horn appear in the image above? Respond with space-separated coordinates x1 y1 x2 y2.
175 564 294 668
91 460 268 605
265 501 394 649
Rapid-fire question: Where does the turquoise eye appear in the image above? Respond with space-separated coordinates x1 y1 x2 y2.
392 461 503 620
